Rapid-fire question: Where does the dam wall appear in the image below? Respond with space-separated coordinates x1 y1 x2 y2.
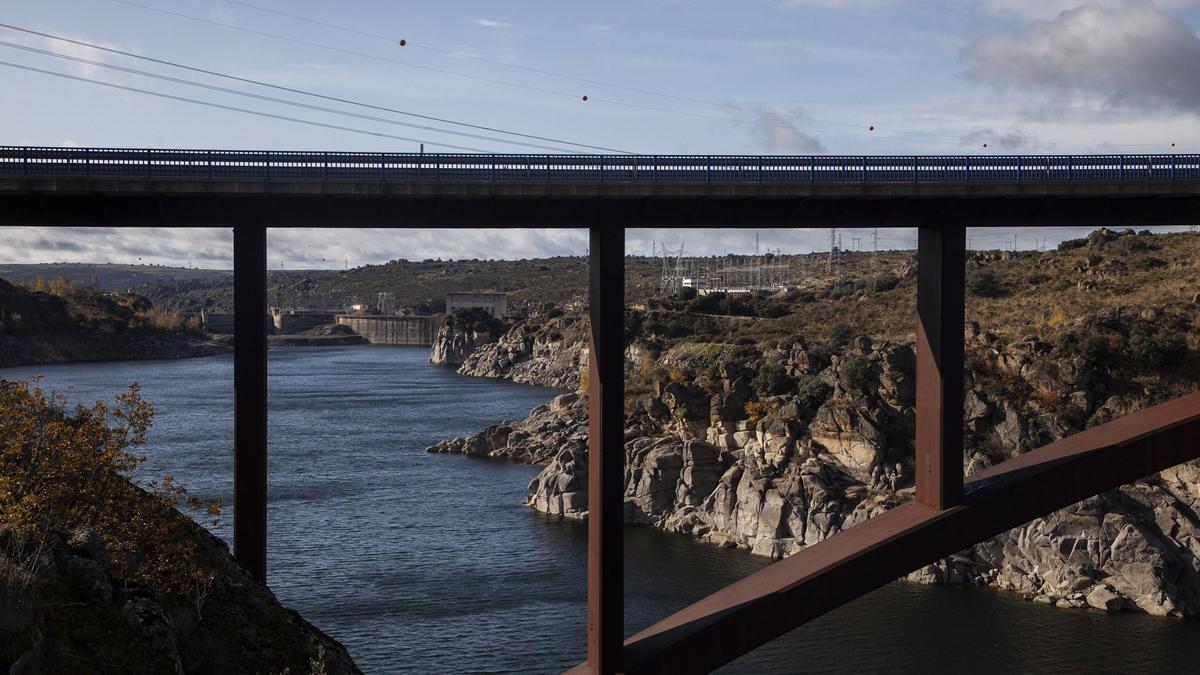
201 310 273 335
336 315 439 346
273 310 338 334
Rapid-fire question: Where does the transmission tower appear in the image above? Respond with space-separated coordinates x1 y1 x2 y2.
659 242 687 295
827 228 838 274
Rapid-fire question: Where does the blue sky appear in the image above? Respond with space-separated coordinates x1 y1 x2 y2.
2 0 1199 264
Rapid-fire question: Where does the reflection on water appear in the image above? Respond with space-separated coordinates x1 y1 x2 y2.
4 346 1196 674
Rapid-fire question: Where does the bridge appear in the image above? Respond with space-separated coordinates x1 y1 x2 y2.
3 146 1200 227
6 146 1200 674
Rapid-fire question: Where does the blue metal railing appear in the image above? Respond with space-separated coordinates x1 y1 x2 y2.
2 146 1197 183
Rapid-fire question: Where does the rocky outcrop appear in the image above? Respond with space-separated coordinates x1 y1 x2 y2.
0 332 231 369
2 523 360 674
457 321 586 389
443 329 1200 617
428 308 585 388
425 392 588 464
429 321 499 367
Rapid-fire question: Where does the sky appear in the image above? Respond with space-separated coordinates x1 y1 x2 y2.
2 0 1199 265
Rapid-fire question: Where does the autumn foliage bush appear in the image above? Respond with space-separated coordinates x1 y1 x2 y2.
0 379 220 617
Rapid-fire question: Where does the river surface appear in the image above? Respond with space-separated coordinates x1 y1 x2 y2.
3 346 1197 673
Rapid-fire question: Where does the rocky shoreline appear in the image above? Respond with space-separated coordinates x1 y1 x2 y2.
0 333 232 370
427 316 1200 619
430 308 585 389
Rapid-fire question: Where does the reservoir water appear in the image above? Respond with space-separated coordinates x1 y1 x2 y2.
3 346 1197 673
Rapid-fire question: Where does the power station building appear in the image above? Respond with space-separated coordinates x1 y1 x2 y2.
445 292 508 317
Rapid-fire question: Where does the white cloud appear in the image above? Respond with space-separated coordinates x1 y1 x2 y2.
978 0 1200 20
5 226 1196 269
472 18 512 28
749 110 827 153
20 31 142 82
963 1 1200 114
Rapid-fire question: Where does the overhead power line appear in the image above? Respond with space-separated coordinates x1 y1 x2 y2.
0 22 630 154
0 40 602 154
98 0 969 147
219 0 1200 151
221 0 970 144
0 60 492 152
103 0 589 99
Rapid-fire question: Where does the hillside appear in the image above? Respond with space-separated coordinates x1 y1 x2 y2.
429 228 1200 617
0 379 359 673
134 256 655 314
0 278 229 368
11 250 921 317
0 263 232 291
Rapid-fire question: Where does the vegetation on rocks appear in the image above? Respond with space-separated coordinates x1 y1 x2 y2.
0 277 228 368
430 229 1200 618
0 379 359 674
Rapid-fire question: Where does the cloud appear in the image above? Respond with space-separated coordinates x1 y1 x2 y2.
21 31 142 82
771 0 897 8
472 18 512 28
958 126 1039 150
978 0 1200 20
963 1 1200 114
749 110 826 154
4 227 1196 268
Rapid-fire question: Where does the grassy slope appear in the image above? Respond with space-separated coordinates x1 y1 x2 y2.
0 263 231 291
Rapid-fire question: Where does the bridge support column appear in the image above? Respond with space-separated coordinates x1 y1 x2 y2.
585 225 625 674
233 223 268 583
915 225 965 510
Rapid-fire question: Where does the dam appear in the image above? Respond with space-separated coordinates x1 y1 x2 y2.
335 315 439 346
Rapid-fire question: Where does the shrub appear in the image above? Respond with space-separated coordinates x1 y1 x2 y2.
721 344 760 369
752 362 791 396
744 400 768 423
1129 325 1188 369
758 302 791 319
841 354 875 391
719 295 757 317
687 292 726 315
966 269 1007 298
445 307 504 335
0 380 221 618
828 323 855 349
795 374 832 408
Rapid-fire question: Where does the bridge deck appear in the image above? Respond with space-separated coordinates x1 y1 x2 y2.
4 146 1200 227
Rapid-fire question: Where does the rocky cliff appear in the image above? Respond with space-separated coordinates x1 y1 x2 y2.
427 230 1200 617
433 321 1200 617
430 307 586 389
429 308 504 367
3 524 360 674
